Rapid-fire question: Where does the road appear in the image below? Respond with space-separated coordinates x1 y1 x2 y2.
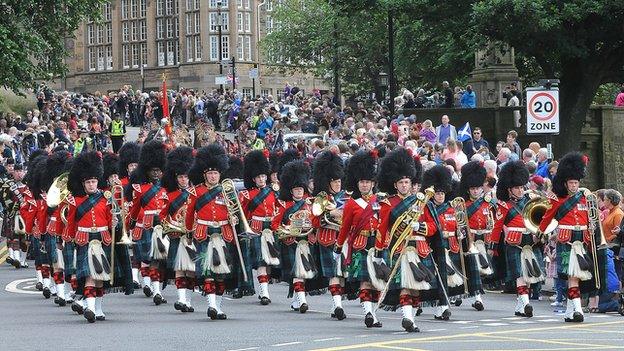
1 262 623 351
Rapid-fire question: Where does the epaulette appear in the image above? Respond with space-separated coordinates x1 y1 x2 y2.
277 199 287 207
186 186 197 197
240 189 250 200
66 195 75 206
132 184 142 193
497 200 509 209
547 192 558 201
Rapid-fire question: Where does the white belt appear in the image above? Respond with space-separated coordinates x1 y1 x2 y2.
252 216 272 221
408 235 426 242
50 216 57 221
144 210 161 215
472 229 489 235
442 231 455 238
135 223 144 228
197 219 229 227
506 227 530 234
78 226 108 233
559 225 588 231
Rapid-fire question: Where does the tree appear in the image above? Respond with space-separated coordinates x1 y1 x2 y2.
0 0 108 94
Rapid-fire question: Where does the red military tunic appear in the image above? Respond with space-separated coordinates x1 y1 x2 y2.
420 202 459 253
239 187 276 234
162 188 189 239
378 195 434 258
491 199 528 247
128 183 168 240
185 184 234 243
34 197 48 238
47 205 61 237
336 195 381 252
539 194 590 245
65 192 113 247
273 198 314 247
19 187 38 235
466 198 495 244
55 197 73 242
311 192 349 247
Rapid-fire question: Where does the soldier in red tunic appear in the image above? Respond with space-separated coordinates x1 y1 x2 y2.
128 140 169 305
22 152 47 290
117 142 141 288
66 152 116 323
161 146 196 313
239 150 279 305
311 150 349 320
186 144 234 319
334 150 383 328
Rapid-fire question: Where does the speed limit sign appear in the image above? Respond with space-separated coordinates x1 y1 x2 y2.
526 89 559 134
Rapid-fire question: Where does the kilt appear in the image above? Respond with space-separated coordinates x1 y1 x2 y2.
75 232 111 280
447 250 467 297
195 229 234 281
30 235 45 265
280 242 297 281
345 236 376 284
111 243 134 293
43 234 58 266
505 235 544 282
380 250 437 310
133 227 153 264
556 230 585 280
249 221 273 269
230 237 255 294
1 213 15 240
167 236 180 270
62 242 76 277
316 244 339 279
579 246 607 295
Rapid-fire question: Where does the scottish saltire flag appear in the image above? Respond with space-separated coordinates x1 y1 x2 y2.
457 122 472 142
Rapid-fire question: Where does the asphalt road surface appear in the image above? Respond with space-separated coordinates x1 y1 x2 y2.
1 262 623 351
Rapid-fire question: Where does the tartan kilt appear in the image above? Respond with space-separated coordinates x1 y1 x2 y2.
133 227 153 264
167 236 180 270
556 230 585 280
316 244 339 279
447 250 467 298
194 229 235 281
1 213 15 239
505 237 544 282
280 242 297 281
345 236 377 284
229 237 255 294
464 254 484 295
75 232 111 280
62 242 76 277
43 234 58 266
579 246 607 295
30 235 44 265
249 221 273 269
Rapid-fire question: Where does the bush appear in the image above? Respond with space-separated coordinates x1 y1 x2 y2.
0 89 37 117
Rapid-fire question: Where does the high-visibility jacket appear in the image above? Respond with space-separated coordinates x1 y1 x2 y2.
111 120 124 136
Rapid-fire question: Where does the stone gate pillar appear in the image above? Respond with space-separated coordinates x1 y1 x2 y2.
468 42 520 108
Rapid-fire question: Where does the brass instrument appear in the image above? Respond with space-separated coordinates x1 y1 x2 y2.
584 188 607 289
46 172 70 208
311 191 342 231
450 197 476 295
111 184 132 245
221 178 250 281
523 190 558 236
162 203 189 234
277 209 314 239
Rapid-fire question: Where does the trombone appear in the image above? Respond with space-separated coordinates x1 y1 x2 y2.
220 178 251 281
450 197 473 295
107 182 132 284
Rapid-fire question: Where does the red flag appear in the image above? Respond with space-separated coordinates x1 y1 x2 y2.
161 77 169 118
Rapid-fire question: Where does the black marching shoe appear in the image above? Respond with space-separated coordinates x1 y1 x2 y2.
186 305 195 313
96 315 105 321
153 294 166 305
216 312 227 320
299 303 308 314
454 298 463 307
143 286 152 297
42 287 51 299
331 307 346 320
565 312 584 323
84 309 96 323
434 309 451 321
174 301 183 311
472 301 484 311
259 296 271 305
57 298 67 307
35 282 43 291
207 307 218 320
619 294 624 316
133 281 141 290
72 301 84 315
12 259 21 269
402 318 420 333
364 312 374 328
6 257 14 266
515 304 533 317
232 289 243 299
415 307 423 316
20 262 29 269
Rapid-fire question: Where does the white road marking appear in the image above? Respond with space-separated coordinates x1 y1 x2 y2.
5 278 40 295
272 342 302 347
460 326 479 329
226 348 259 351
479 319 499 322
391 331 408 335
313 337 343 342
538 319 560 322
511 320 535 324
482 322 509 326
450 320 471 324
501 317 523 320
428 328 448 332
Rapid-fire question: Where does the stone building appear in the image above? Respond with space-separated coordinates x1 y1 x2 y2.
60 0 328 97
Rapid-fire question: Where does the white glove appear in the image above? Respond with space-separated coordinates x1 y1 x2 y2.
372 257 385 265
411 221 420 232
332 251 341 262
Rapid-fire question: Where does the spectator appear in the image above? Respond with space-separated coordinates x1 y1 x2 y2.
419 119 437 143
506 130 522 158
460 85 477 108
497 147 512 167
603 190 624 243
441 138 466 171
507 90 521 128
548 161 559 178
535 148 550 178
522 148 535 164
472 127 489 152
442 81 453 108
435 115 457 144
615 85 624 107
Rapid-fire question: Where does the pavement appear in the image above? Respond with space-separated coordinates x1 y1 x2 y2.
1 261 623 351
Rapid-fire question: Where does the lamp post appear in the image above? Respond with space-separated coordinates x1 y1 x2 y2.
387 8 396 115
378 72 388 104
217 1 224 93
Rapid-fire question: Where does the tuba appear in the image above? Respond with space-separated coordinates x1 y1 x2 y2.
523 190 558 235
46 172 70 208
277 209 314 239
311 191 341 231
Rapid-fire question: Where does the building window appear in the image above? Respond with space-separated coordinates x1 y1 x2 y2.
186 13 193 33
186 36 193 62
261 89 272 97
156 0 179 67
210 35 219 61
245 36 252 61
194 35 202 61
194 12 201 33
221 35 229 60
210 0 228 8
242 88 252 99
209 13 218 32
237 0 242 8
237 13 243 32
266 0 273 11
122 44 130 68
237 35 244 61
85 3 112 72
244 13 251 32
121 0 129 19
119 0 147 70
266 15 273 34
245 0 250 9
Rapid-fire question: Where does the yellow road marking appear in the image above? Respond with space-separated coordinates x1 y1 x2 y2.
309 320 624 351
476 334 619 349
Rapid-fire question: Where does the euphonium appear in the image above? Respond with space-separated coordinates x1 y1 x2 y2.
523 190 558 235
162 203 189 234
389 187 435 258
311 191 341 231
277 209 313 239
221 178 253 236
46 172 70 208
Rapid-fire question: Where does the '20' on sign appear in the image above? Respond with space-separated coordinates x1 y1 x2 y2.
526 89 559 134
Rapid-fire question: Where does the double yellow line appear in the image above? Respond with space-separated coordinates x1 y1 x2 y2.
0 239 7 265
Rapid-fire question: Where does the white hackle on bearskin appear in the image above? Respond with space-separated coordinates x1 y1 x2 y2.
366 249 387 291
294 241 315 279
260 229 280 266
174 239 197 272
150 225 170 260
87 240 111 281
204 234 231 274
568 241 593 281
400 247 432 291
521 245 545 284
474 240 494 276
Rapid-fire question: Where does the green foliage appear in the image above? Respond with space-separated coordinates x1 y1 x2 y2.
0 0 108 95
0 89 36 116
593 83 621 105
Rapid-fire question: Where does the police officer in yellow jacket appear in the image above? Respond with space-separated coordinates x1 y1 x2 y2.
109 113 126 153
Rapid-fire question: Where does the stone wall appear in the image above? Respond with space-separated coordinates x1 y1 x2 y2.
402 106 624 190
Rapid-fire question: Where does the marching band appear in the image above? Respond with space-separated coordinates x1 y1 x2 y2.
1 140 621 329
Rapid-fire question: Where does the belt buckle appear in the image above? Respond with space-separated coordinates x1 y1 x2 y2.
574 225 581 231
91 226 97 232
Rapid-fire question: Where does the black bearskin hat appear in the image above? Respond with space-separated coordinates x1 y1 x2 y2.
459 161 487 200
270 148 301 178
41 150 72 194
496 161 529 202
102 152 119 183
130 140 167 185
117 142 141 178
552 152 587 198
222 155 244 180
68 152 103 197
279 160 311 201
188 143 229 186
377 148 416 195
162 146 195 192
422 165 453 195
243 150 271 190
312 150 344 196
345 150 378 198
25 154 48 197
